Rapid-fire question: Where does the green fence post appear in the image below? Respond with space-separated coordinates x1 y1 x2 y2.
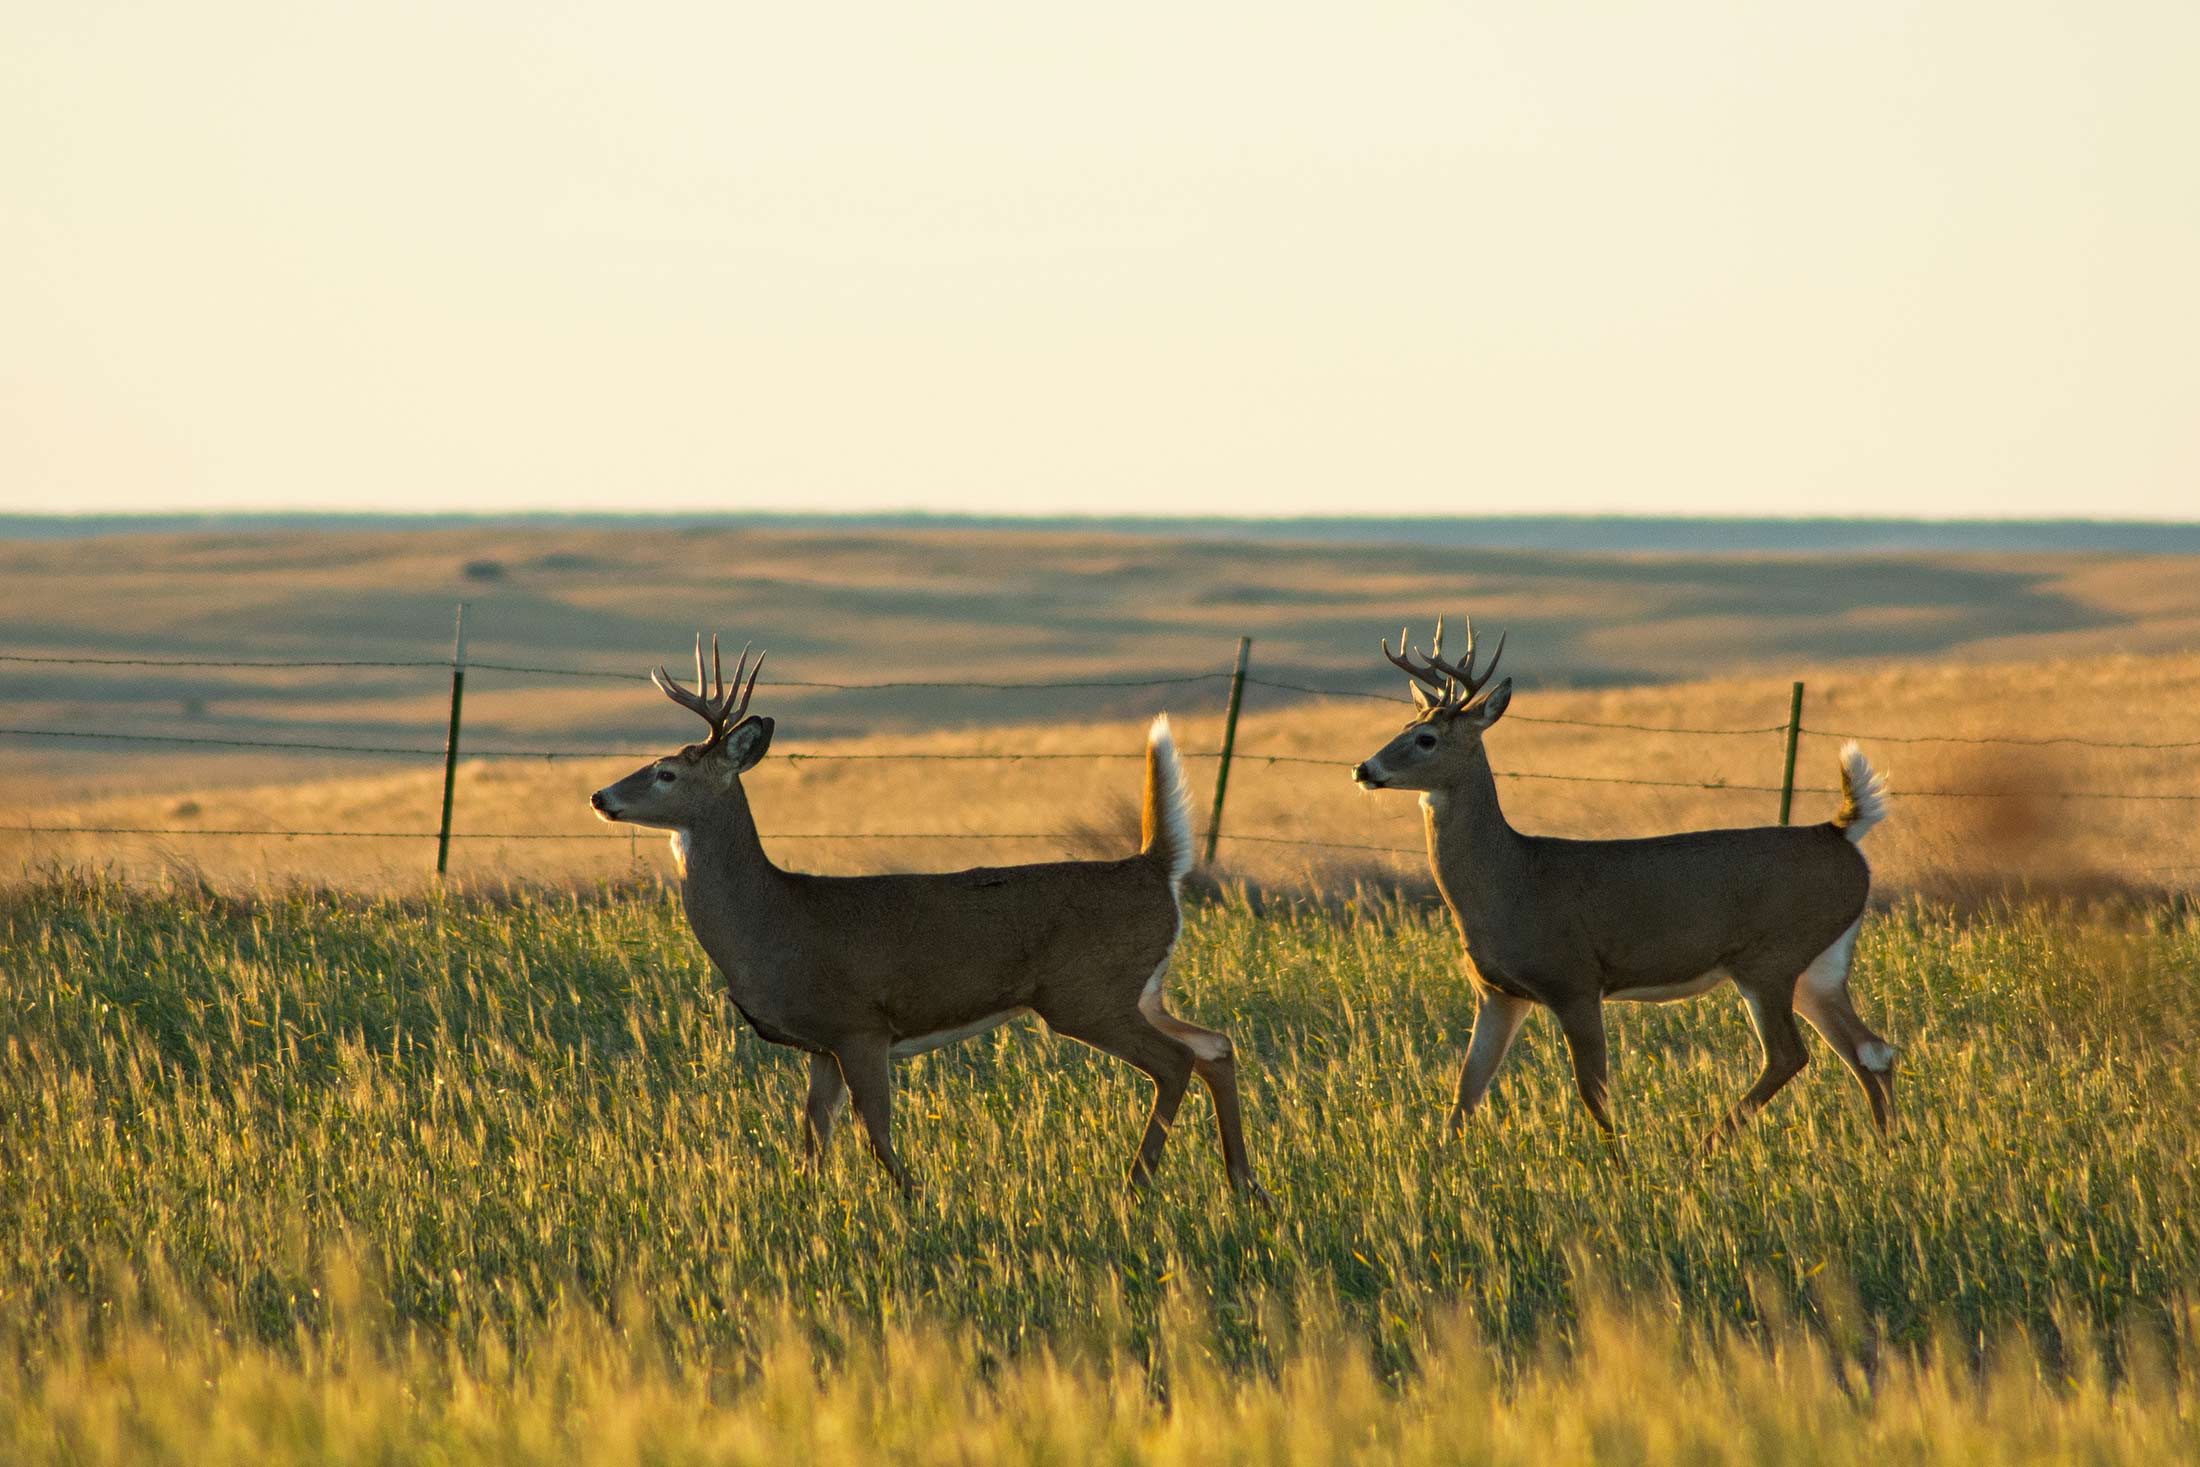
1202 636 1253 866
435 603 469 876
1777 679 1804 825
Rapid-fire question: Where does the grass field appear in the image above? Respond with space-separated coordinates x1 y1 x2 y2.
3 875 2195 1461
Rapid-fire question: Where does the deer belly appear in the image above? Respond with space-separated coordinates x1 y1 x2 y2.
1606 969 1732 1004
891 1009 1025 1058
719 970 835 1053
729 997 828 1053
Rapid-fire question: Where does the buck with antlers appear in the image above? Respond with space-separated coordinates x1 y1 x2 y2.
589 636 1264 1199
1352 620 1896 1149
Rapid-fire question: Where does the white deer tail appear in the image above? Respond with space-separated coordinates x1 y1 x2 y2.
1834 742 1890 844
1141 714 1196 885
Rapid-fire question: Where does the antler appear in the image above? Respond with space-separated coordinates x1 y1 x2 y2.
1380 615 1505 708
652 633 764 746
1421 614 1505 701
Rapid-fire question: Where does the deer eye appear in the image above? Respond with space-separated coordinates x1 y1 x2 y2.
655 768 677 783
1415 733 1438 749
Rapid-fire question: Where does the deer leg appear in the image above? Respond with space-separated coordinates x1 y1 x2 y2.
1049 1012 1197 1190
802 1050 848 1161
1792 926 1897 1135
1153 1015 1267 1200
1192 1051 1270 1204
1449 991 1534 1134
1134 995 1264 1199
1703 984 1811 1153
833 1038 918 1195
1553 998 1619 1139
1795 986 1897 1134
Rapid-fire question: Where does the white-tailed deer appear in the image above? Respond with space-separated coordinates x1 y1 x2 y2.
589 636 1263 1199
1351 620 1896 1149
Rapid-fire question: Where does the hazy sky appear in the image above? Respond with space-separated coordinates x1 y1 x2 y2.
5 3 2195 520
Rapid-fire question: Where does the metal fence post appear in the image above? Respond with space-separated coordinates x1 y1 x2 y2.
435 603 469 875
1202 636 1253 866
1777 679 1804 825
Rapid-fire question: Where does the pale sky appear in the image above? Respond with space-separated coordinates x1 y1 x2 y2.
4 3 2195 520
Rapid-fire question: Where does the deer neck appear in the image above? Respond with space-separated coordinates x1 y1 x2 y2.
674 781 785 953
1422 748 1528 913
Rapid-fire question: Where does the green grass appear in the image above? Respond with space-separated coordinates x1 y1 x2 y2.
2 874 2196 1462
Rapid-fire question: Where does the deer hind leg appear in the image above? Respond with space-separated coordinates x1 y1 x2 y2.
802 1050 848 1161
1049 1009 1197 1190
1702 981 1811 1154
1140 1004 1264 1200
1450 990 1534 1134
1135 957 1265 1198
1792 920 1898 1135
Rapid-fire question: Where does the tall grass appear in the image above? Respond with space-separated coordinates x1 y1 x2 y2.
3 875 2196 1460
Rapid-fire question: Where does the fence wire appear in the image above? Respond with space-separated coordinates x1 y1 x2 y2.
6 645 2200 866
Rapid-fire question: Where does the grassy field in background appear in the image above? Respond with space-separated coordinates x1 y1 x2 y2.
8 524 2198 896
6 522 2198 793
3 875 2196 1461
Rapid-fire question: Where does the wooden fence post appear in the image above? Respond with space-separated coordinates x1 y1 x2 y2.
1203 636 1253 866
1777 679 1805 825
435 603 469 875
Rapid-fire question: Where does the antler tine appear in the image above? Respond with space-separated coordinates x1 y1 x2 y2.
1382 625 1456 695
653 658 717 728
730 648 765 722
717 641 755 722
1430 614 1460 699
1381 624 1452 695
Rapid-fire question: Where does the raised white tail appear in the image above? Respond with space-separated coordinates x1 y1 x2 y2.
1835 743 1890 844
1142 713 1196 885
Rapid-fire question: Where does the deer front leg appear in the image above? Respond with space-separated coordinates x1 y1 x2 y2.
802 1050 848 1161
1553 997 1619 1139
833 1037 918 1195
1449 990 1534 1134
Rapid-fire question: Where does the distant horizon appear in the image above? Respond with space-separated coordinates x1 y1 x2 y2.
10 507 2200 527
12 508 2200 525
9 509 2200 556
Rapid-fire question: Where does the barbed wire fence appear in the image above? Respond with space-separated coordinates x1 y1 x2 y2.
4 611 2198 877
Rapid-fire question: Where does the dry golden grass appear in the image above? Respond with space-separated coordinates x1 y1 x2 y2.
10 649 2197 896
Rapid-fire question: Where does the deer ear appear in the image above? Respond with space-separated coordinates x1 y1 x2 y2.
1410 681 1438 712
1466 679 1511 729
717 716 775 774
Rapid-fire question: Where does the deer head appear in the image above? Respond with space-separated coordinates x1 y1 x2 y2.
1351 616 1512 792
590 634 773 828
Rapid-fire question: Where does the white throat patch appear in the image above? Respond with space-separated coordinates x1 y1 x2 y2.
668 829 691 876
